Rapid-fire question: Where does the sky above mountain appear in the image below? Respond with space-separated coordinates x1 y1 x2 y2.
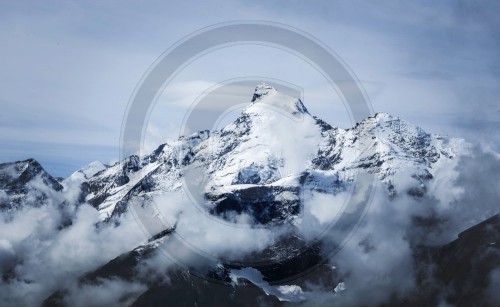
1 0 499 177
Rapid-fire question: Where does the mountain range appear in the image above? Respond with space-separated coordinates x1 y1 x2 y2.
1 83 498 306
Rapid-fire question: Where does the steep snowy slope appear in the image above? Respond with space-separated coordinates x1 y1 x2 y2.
63 161 107 186
308 112 467 196
81 131 209 220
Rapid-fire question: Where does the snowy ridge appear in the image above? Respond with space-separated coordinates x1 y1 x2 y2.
62 161 107 191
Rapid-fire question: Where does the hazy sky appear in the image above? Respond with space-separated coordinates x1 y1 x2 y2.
1 0 499 176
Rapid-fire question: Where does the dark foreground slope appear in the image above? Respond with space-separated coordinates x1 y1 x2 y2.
43 215 500 307
404 214 500 307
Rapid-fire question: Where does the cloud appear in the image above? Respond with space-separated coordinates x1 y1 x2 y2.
0 200 147 307
285 141 500 306
486 267 500 305
62 278 147 307
152 193 285 263
312 182 420 306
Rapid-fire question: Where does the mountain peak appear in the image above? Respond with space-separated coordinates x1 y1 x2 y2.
247 82 308 116
251 82 277 102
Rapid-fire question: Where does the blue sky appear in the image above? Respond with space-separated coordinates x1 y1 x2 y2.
1 0 499 177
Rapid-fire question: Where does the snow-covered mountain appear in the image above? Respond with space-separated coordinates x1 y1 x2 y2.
3 83 498 307
0 83 466 223
75 82 466 225
0 158 63 210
